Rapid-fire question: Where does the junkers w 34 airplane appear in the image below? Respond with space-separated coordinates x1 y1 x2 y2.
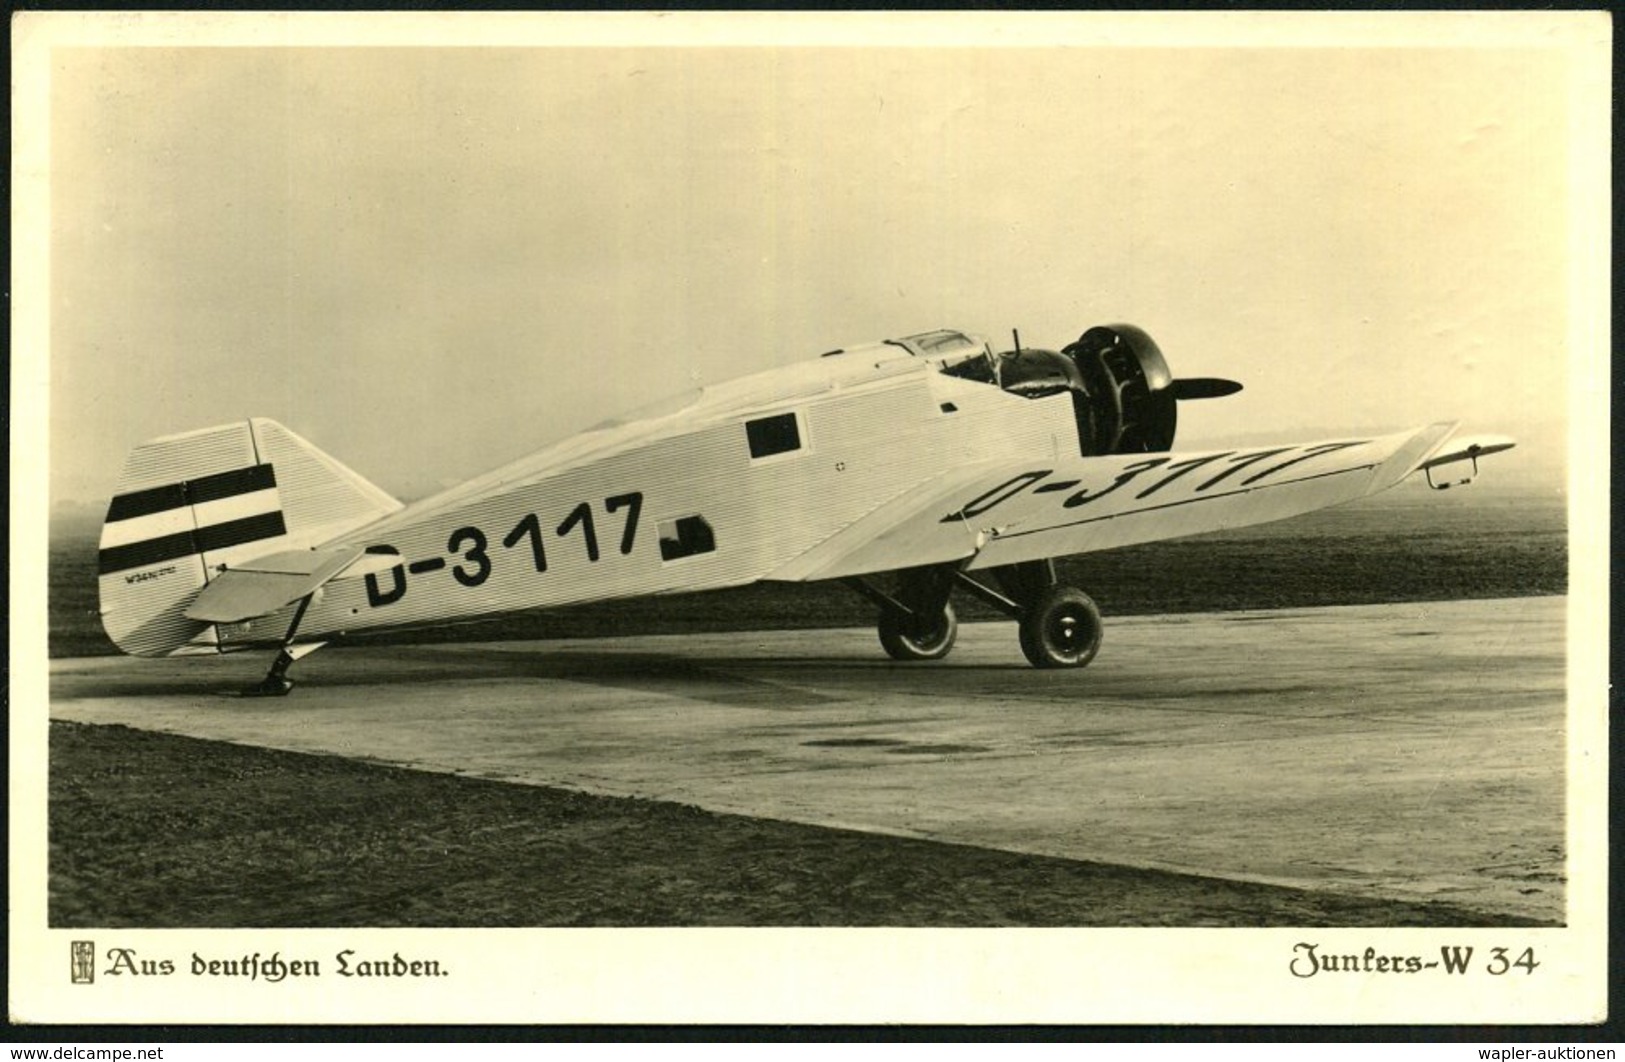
97 325 1514 695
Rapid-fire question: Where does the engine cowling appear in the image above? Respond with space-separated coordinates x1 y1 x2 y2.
995 324 1238 456
1063 324 1179 455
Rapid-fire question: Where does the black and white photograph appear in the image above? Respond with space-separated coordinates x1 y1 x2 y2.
11 12 1609 1025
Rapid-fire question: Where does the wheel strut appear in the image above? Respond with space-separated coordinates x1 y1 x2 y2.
244 648 299 698
241 593 324 697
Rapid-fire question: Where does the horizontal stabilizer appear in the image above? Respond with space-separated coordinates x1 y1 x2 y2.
185 547 368 623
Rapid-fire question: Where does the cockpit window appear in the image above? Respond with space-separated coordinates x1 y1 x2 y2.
938 349 998 385
824 329 998 383
890 330 985 360
892 330 998 385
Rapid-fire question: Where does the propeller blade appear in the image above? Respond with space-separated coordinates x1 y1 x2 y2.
1168 377 1243 400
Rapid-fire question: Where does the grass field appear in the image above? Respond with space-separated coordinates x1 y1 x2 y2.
45 488 1568 927
49 721 1553 928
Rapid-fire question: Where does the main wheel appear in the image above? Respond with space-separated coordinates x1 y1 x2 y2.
1018 586 1103 669
878 602 958 661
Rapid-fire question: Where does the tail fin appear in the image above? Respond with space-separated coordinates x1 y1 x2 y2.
97 418 402 657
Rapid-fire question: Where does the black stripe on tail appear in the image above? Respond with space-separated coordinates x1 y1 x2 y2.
98 512 289 575
105 464 278 522
99 464 286 575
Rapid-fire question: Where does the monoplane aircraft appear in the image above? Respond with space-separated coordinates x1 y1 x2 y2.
96 325 1513 693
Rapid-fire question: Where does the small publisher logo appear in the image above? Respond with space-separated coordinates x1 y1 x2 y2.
71 941 95 984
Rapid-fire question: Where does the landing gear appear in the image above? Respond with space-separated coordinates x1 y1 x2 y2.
878 602 958 661
960 559 1102 669
240 593 324 697
1017 585 1103 669
847 558 1104 669
845 566 960 663
243 649 297 697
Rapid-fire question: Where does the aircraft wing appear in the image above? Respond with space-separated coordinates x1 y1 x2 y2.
770 422 1490 582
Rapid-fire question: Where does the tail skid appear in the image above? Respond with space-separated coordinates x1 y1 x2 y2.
97 418 402 657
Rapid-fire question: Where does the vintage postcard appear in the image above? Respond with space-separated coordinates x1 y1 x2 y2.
10 11 1610 1026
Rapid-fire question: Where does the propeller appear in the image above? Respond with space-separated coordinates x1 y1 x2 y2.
991 325 1243 454
1060 325 1242 453
1168 377 1244 400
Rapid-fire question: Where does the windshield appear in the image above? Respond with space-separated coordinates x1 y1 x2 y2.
891 330 997 385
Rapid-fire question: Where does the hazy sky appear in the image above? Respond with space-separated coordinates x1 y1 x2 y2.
24 15 1605 504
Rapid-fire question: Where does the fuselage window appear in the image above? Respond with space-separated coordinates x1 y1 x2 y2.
658 515 716 562
745 412 802 459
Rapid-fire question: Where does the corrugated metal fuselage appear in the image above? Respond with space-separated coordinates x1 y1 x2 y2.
215 359 1075 649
